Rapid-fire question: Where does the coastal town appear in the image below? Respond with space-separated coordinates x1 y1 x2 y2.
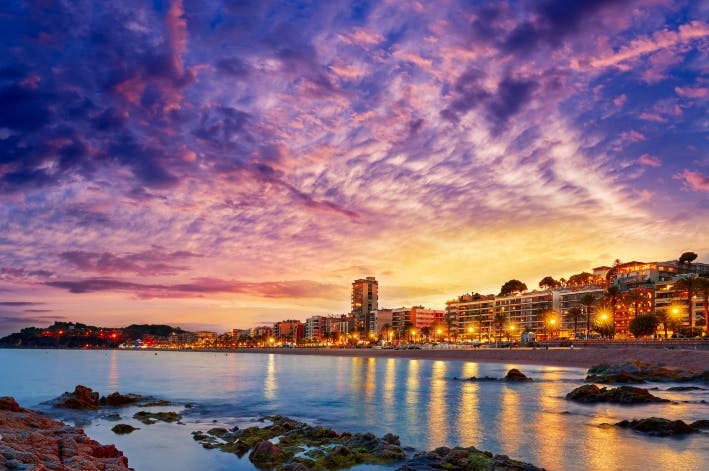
4 253 708 350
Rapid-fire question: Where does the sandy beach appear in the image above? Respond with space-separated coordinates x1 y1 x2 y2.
234 345 709 372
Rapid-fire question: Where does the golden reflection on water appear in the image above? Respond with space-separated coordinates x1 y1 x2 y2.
382 358 396 424
531 367 570 469
497 364 523 457
263 354 277 400
457 362 481 446
405 360 420 434
427 361 449 448
108 350 120 391
362 357 377 418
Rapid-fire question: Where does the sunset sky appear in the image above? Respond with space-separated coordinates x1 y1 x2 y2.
1 0 708 336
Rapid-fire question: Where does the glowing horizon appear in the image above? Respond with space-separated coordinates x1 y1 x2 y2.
1 0 708 335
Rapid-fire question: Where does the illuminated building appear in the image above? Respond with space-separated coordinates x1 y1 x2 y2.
351 277 378 334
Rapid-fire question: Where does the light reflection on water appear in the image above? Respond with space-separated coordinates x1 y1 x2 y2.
1 349 708 471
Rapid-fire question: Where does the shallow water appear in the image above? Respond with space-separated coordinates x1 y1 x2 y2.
1 349 707 470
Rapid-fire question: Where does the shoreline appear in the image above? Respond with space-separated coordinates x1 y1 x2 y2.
3 344 708 372
221 346 709 371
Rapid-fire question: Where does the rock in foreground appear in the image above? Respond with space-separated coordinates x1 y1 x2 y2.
51 385 100 409
505 368 533 381
193 415 544 470
615 417 700 437
586 360 709 384
566 385 670 404
398 446 544 471
0 396 131 470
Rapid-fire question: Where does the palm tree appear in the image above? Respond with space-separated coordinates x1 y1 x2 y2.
421 326 431 343
564 307 585 335
403 321 414 343
493 313 506 344
676 275 700 334
605 285 620 335
697 277 709 336
579 294 597 338
536 308 555 337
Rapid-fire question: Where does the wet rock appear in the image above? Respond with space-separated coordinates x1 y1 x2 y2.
194 415 542 470
505 368 533 382
691 420 709 430
566 384 670 404
0 397 21 412
133 410 182 424
666 386 705 391
0 396 130 470
249 439 281 466
111 423 139 434
396 446 543 471
616 417 699 436
51 385 100 410
586 361 709 383
463 376 499 382
100 392 143 407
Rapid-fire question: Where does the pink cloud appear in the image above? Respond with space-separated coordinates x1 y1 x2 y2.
675 169 709 192
613 94 627 107
621 130 646 142
638 154 662 167
587 21 709 69
675 86 709 98
166 0 188 74
638 112 667 123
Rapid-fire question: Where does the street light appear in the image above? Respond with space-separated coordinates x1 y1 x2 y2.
549 318 556 339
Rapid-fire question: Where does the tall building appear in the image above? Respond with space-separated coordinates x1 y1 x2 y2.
352 277 378 334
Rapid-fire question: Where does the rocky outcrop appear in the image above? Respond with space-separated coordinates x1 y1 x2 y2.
133 410 182 425
456 368 533 382
49 385 165 410
586 360 709 383
505 368 533 381
397 446 545 471
51 385 100 410
566 384 670 404
111 424 139 434
615 417 701 436
0 396 131 470
100 392 143 407
194 415 543 470
249 439 281 466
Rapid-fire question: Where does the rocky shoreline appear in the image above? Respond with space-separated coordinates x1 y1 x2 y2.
0 396 131 470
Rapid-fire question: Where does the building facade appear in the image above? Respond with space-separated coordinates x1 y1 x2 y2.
351 277 379 335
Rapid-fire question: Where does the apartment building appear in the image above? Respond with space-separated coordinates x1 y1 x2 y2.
655 279 707 330
447 294 495 341
352 277 378 334
495 290 553 333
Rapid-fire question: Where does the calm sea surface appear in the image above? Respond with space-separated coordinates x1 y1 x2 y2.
1 349 707 470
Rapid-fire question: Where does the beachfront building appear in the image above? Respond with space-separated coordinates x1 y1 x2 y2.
612 261 680 292
273 320 304 344
375 309 393 337
391 306 444 341
655 279 707 333
305 315 327 340
553 287 606 335
351 277 378 335
447 294 495 342
495 290 553 334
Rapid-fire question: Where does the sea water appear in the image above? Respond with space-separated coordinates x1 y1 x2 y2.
1 349 707 470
